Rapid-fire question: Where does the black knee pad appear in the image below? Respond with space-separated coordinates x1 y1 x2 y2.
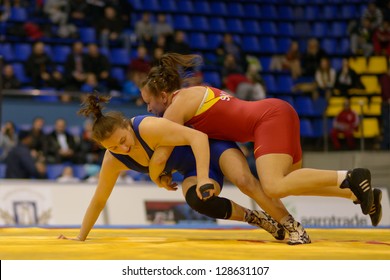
185 185 232 219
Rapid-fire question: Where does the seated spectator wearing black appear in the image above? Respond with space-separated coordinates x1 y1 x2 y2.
24 41 64 89
1 64 21 89
349 18 374 57
28 116 47 161
44 118 79 164
64 41 88 91
5 131 47 179
166 30 191 55
300 38 327 78
96 6 131 51
135 12 154 48
84 43 118 90
0 121 18 162
334 58 364 97
216 33 246 71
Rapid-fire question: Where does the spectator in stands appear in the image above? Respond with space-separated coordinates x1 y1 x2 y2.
334 58 364 97
330 100 360 150
221 53 244 83
44 118 79 164
372 20 390 56
315 57 336 99
300 38 327 78
1 64 21 89
0 121 18 162
349 18 374 57
135 12 154 47
151 46 165 67
361 1 383 30
56 166 80 183
78 119 104 165
166 30 191 55
84 43 117 89
69 0 89 23
154 13 174 39
64 41 88 91
80 73 107 94
24 41 64 89
95 6 131 51
44 0 77 38
28 116 47 163
270 40 302 79
128 45 152 78
106 0 133 26
122 71 143 105
216 33 245 70
5 130 47 179
379 67 390 150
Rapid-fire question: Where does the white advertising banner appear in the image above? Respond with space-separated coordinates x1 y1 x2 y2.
0 180 389 227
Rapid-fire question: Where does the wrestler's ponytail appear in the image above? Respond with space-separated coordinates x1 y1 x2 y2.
78 94 129 142
142 53 203 97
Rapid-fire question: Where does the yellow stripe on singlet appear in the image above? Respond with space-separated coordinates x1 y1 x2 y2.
194 87 221 116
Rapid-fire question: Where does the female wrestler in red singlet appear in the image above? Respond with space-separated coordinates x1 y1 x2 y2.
140 53 381 237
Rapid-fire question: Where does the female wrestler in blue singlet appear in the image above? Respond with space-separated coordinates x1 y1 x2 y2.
58 95 284 242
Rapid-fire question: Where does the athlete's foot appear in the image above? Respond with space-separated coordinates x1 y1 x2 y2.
340 168 374 215
245 210 286 240
369 188 382 227
282 215 311 245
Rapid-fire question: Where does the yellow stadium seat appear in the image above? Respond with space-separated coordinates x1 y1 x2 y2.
349 56 367 74
366 102 381 116
371 96 382 104
350 96 369 114
354 118 380 138
360 75 381 94
328 96 347 105
367 56 388 74
326 104 344 117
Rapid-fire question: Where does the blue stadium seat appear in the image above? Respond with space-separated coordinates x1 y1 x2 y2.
313 96 328 117
78 27 96 43
0 163 6 178
243 3 261 18
210 2 228 16
208 17 226 33
278 6 293 20
189 33 208 50
323 5 338 20
243 20 261 35
300 119 314 138
312 22 328 38
12 63 31 84
330 22 347 37
321 38 338 55
339 38 350 55
110 48 130 66
142 0 159 11
9 7 27 22
0 43 14 61
191 16 209 32
293 6 304 20
52 45 71 63
294 22 311 37
46 164 65 180
260 37 277 54
173 15 192 30
304 6 319 20
331 57 342 70
242 36 260 53
259 57 272 72
312 119 324 138
73 165 87 180
277 38 292 53
227 2 244 17
203 71 221 88
111 67 126 83
177 0 193 13
33 95 59 103
277 75 293 94
278 22 294 36
295 96 315 116
261 22 277 36
193 1 211 15
341 5 357 20
278 95 294 106
261 5 278 19
262 75 277 94
13 43 31 61
158 0 176 12
226 19 244 33
207 34 223 49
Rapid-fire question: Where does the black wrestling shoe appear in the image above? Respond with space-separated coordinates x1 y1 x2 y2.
369 188 382 227
340 168 374 215
245 210 286 240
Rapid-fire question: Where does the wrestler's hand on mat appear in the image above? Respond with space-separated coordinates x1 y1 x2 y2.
159 174 178 191
197 181 216 201
57 234 83 241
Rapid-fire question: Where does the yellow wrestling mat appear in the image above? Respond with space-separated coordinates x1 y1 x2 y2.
0 227 389 260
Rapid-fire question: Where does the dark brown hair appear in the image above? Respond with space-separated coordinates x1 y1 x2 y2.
78 94 129 142
141 53 202 96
